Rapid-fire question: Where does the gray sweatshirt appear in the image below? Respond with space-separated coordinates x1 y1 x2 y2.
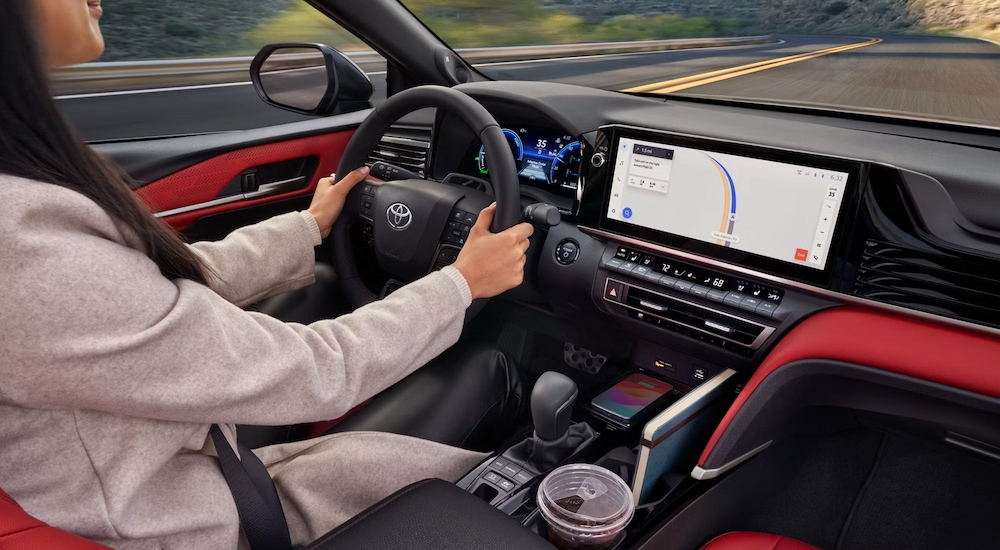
0 175 487 548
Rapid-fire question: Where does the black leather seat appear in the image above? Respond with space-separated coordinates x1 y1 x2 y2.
326 340 521 450
239 265 522 451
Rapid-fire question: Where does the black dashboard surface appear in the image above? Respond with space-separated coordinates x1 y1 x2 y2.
439 81 1000 347
454 81 1000 235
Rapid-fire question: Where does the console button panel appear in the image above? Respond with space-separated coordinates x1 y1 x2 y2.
609 246 784 319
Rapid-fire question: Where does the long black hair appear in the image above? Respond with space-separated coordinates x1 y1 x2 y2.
0 0 208 284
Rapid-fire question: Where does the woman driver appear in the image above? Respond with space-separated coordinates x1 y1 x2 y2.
0 0 535 547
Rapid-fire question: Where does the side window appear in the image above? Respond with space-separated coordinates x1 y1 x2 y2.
55 1 384 142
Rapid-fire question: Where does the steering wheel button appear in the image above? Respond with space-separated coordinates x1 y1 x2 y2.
437 248 459 265
451 210 465 221
463 213 477 225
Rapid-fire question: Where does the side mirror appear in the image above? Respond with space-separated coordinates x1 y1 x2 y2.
250 43 373 116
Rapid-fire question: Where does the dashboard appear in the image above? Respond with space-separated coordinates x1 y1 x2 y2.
583 126 863 286
455 125 582 197
429 109 584 204
420 81 1000 374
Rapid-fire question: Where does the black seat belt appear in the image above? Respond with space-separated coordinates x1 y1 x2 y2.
210 425 292 550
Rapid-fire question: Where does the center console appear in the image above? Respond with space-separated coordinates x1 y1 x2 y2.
454 125 873 548
569 125 869 364
579 125 866 286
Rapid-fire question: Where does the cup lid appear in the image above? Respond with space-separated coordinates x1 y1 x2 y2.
537 464 635 536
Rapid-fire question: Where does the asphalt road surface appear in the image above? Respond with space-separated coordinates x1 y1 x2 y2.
59 35 1000 142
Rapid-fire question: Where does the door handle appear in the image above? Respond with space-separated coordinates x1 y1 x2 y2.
242 175 308 200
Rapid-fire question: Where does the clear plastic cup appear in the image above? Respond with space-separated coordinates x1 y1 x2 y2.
537 464 635 550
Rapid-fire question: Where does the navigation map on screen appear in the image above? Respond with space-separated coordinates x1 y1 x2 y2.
605 137 848 270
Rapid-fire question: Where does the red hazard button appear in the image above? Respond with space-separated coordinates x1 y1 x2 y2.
604 280 625 303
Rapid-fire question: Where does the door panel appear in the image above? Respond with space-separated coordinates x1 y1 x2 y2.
134 131 353 232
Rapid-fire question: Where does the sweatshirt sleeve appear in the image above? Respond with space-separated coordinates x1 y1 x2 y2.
188 210 322 307
0 181 472 426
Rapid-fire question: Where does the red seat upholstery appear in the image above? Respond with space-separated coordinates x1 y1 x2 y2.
0 488 110 550
701 532 820 550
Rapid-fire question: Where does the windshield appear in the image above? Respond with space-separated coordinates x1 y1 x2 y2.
401 0 1000 129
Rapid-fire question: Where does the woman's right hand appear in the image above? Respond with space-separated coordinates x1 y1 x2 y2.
452 203 534 300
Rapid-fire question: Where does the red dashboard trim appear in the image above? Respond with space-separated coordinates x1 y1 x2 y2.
136 131 354 231
699 306 1000 466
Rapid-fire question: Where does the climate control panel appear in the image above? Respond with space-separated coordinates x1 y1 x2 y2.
593 244 794 355
605 246 784 319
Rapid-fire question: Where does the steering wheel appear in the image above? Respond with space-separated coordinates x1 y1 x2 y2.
331 85 521 309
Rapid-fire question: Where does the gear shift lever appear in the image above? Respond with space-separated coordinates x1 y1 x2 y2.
531 371 578 441
504 371 596 473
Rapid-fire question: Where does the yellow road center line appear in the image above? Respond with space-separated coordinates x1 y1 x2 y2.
622 38 881 94
621 42 863 93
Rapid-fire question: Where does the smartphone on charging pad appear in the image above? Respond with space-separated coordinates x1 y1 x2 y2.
589 371 681 430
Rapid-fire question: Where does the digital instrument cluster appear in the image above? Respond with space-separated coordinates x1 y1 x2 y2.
463 126 582 197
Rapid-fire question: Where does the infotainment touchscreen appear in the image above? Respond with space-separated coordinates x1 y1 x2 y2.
605 137 850 270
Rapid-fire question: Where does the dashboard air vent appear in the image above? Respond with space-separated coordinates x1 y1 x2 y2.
854 239 1000 328
366 134 429 178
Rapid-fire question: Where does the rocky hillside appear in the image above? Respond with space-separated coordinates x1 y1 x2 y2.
915 0 1000 39
548 0 1000 36
96 0 1000 61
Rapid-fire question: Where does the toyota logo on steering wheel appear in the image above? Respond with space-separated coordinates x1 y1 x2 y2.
386 202 413 230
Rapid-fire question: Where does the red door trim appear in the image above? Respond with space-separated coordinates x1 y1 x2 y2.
699 307 1000 466
136 131 354 231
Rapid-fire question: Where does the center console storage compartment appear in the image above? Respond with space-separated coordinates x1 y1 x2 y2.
307 478 555 550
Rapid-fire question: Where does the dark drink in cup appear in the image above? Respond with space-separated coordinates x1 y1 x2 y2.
537 464 635 549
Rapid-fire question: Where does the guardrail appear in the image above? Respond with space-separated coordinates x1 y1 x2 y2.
52 36 775 96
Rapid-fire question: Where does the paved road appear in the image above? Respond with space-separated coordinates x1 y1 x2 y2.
59 35 1000 142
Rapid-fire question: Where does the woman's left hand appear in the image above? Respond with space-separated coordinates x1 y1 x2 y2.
308 166 370 238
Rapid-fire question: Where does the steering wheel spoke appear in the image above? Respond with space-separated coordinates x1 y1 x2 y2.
331 85 520 310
